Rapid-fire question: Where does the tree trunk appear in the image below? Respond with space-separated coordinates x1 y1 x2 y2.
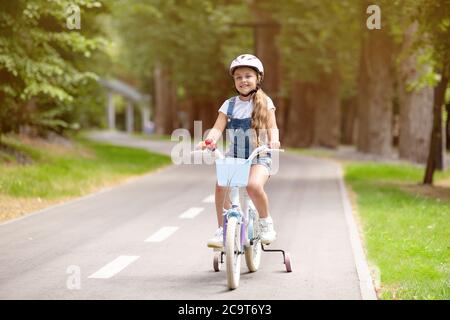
276 97 288 141
423 65 448 184
183 96 217 140
196 97 216 132
341 96 357 145
446 102 450 151
251 4 280 94
313 71 341 148
250 2 282 124
398 22 434 164
169 80 178 131
154 61 174 135
285 81 315 147
356 27 394 156
178 97 194 133
19 98 38 137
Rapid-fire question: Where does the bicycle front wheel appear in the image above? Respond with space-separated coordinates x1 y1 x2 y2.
244 212 262 272
225 216 241 289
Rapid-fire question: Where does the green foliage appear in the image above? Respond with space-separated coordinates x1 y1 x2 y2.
0 0 110 134
415 0 450 72
266 0 446 98
263 0 360 98
1 0 446 136
112 0 251 100
391 0 450 90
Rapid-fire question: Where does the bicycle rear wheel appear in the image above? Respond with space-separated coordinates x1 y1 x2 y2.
225 216 241 289
244 210 262 272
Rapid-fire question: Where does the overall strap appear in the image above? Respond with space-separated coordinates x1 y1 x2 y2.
226 96 236 120
226 96 237 156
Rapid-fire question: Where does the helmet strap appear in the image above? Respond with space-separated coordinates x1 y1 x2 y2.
236 82 261 98
239 88 258 97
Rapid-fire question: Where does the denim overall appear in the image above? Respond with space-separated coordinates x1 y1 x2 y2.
226 96 272 172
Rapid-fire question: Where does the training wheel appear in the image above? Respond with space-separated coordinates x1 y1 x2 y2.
284 252 292 272
213 252 222 272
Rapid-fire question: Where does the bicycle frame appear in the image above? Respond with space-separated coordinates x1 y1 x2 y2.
222 187 253 253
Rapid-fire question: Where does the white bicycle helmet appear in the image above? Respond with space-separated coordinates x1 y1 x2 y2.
229 54 264 78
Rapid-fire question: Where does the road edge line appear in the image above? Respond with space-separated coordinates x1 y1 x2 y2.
335 165 378 300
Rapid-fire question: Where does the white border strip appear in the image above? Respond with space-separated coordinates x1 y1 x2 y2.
336 165 378 300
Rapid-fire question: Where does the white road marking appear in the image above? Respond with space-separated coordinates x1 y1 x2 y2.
88 255 139 279
145 226 179 242
202 194 215 203
179 207 204 219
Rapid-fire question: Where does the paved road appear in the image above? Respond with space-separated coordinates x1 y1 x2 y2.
0 131 375 299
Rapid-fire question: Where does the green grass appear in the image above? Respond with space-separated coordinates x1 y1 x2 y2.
289 148 450 300
0 134 172 199
132 132 173 141
345 163 450 300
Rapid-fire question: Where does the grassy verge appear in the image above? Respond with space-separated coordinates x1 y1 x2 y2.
0 133 171 222
132 132 173 141
289 148 450 300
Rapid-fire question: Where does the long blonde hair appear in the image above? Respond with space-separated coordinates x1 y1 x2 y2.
251 78 270 147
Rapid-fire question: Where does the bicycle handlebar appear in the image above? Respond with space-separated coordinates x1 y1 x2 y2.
190 144 284 161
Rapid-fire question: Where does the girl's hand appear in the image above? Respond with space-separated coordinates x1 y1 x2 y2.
196 141 206 150
269 141 281 149
196 139 216 150
204 139 216 150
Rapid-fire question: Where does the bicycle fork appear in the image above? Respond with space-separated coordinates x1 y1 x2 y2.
222 209 245 255
222 187 247 254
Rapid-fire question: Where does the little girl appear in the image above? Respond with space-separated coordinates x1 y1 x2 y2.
197 54 281 248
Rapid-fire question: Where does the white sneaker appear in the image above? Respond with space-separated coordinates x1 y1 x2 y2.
207 227 223 248
259 217 276 244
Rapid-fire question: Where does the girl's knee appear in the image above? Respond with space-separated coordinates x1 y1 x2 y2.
216 184 228 193
246 181 263 196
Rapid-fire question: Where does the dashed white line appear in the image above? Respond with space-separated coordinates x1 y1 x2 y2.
145 226 179 242
202 194 215 203
88 255 140 279
179 207 204 219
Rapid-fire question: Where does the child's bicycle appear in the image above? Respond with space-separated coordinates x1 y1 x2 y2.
192 141 292 290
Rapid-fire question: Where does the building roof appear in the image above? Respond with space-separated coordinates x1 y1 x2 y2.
99 78 150 103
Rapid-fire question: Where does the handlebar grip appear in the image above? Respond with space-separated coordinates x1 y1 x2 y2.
204 139 216 151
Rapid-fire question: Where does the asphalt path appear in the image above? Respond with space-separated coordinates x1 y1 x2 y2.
0 131 376 299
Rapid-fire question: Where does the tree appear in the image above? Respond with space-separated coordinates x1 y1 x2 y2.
0 0 108 136
248 1 282 108
356 1 396 156
268 0 359 148
112 0 250 135
397 22 434 164
419 0 450 184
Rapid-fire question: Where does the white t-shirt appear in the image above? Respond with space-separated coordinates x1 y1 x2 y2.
218 95 275 119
